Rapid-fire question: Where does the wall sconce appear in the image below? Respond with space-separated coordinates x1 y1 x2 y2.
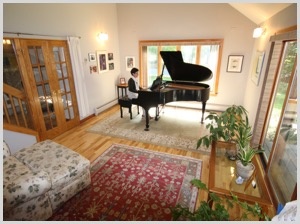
97 32 108 41
253 27 265 38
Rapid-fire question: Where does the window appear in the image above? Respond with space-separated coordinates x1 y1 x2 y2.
139 39 223 95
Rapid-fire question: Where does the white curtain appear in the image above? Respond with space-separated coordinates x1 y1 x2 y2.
67 36 89 119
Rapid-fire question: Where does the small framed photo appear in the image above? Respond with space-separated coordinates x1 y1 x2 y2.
88 53 96 62
109 62 114 70
125 56 135 71
108 53 114 60
120 77 126 84
97 51 108 73
251 51 265 86
89 65 97 74
226 55 244 73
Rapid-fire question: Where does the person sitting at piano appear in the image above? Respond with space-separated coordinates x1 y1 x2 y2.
127 67 153 119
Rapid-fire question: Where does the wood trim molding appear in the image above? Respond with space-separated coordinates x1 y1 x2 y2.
276 25 297 35
80 114 95 124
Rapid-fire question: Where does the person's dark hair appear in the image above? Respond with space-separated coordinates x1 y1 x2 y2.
130 67 139 75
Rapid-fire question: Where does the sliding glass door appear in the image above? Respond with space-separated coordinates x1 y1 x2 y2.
261 40 297 205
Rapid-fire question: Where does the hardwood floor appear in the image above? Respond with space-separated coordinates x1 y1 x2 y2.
52 104 275 220
53 104 210 209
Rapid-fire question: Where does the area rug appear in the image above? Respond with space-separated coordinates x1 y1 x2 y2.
49 144 202 221
88 105 210 153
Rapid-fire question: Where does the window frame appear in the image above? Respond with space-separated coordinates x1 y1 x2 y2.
139 39 223 95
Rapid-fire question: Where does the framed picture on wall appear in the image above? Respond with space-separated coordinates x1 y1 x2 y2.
251 51 265 86
97 51 108 73
108 53 114 60
125 56 135 71
120 77 126 84
109 62 114 70
89 65 97 74
226 55 244 73
88 53 96 62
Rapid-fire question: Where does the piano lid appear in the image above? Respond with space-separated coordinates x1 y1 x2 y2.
160 51 212 82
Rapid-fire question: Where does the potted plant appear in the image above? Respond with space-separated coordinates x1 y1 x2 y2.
171 179 270 221
197 105 249 160
236 142 264 180
235 120 264 180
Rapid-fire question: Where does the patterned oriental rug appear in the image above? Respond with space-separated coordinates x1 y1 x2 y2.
88 105 210 153
49 144 202 221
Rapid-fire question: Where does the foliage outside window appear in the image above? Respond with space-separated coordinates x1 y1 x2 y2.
139 39 223 95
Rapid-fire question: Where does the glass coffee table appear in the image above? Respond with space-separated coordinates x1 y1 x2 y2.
208 141 274 218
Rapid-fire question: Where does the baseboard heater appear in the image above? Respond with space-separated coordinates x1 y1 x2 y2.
94 99 118 116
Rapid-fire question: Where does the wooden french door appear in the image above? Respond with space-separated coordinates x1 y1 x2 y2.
19 39 79 140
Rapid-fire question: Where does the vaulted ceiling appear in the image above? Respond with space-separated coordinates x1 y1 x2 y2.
229 3 293 25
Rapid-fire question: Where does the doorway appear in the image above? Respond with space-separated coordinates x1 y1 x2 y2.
3 38 80 140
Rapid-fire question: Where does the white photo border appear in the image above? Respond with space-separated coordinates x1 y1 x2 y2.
125 56 135 71
226 55 244 73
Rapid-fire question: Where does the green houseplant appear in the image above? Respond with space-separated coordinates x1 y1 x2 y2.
197 105 249 159
235 118 264 179
235 143 264 180
236 144 264 166
171 179 270 221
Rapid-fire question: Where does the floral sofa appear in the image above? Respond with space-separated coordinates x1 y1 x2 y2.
3 140 91 221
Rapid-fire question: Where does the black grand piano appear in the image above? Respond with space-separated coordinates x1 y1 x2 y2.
136 51 212 131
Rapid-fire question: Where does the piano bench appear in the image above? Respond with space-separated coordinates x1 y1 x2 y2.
118 97 139 119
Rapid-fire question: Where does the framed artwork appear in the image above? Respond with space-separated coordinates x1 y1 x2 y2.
251 51 265 86
226 55 244 73
108 53 114 60
109 62 114 70
97 51 108 73
89 65 97 74
125 56 135 71
120 77 126 84
88 53 96 62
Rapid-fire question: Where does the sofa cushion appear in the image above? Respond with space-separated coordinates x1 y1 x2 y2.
3 156 51 210
14 140 91 190
3 140 11 159
4 194 53 221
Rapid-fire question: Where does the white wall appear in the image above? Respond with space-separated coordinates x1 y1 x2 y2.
3 130 37 154
243 4 297 126
3 3 297 126
3 3 121 118
117 3 257 110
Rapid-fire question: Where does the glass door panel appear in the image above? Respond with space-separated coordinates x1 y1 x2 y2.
268 72 297 205
52 46 77 122
261 40 297 205
27 46 58 131
3 38 34 129
262 41 297 159
3 39 24 90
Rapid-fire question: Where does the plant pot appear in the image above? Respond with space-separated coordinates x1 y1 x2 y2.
235 160 255 180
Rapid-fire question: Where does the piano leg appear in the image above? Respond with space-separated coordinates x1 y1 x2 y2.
201 101 207 124
155 106 159 121
144 110 150 131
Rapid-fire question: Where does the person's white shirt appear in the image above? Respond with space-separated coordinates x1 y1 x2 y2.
128 76 139 99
